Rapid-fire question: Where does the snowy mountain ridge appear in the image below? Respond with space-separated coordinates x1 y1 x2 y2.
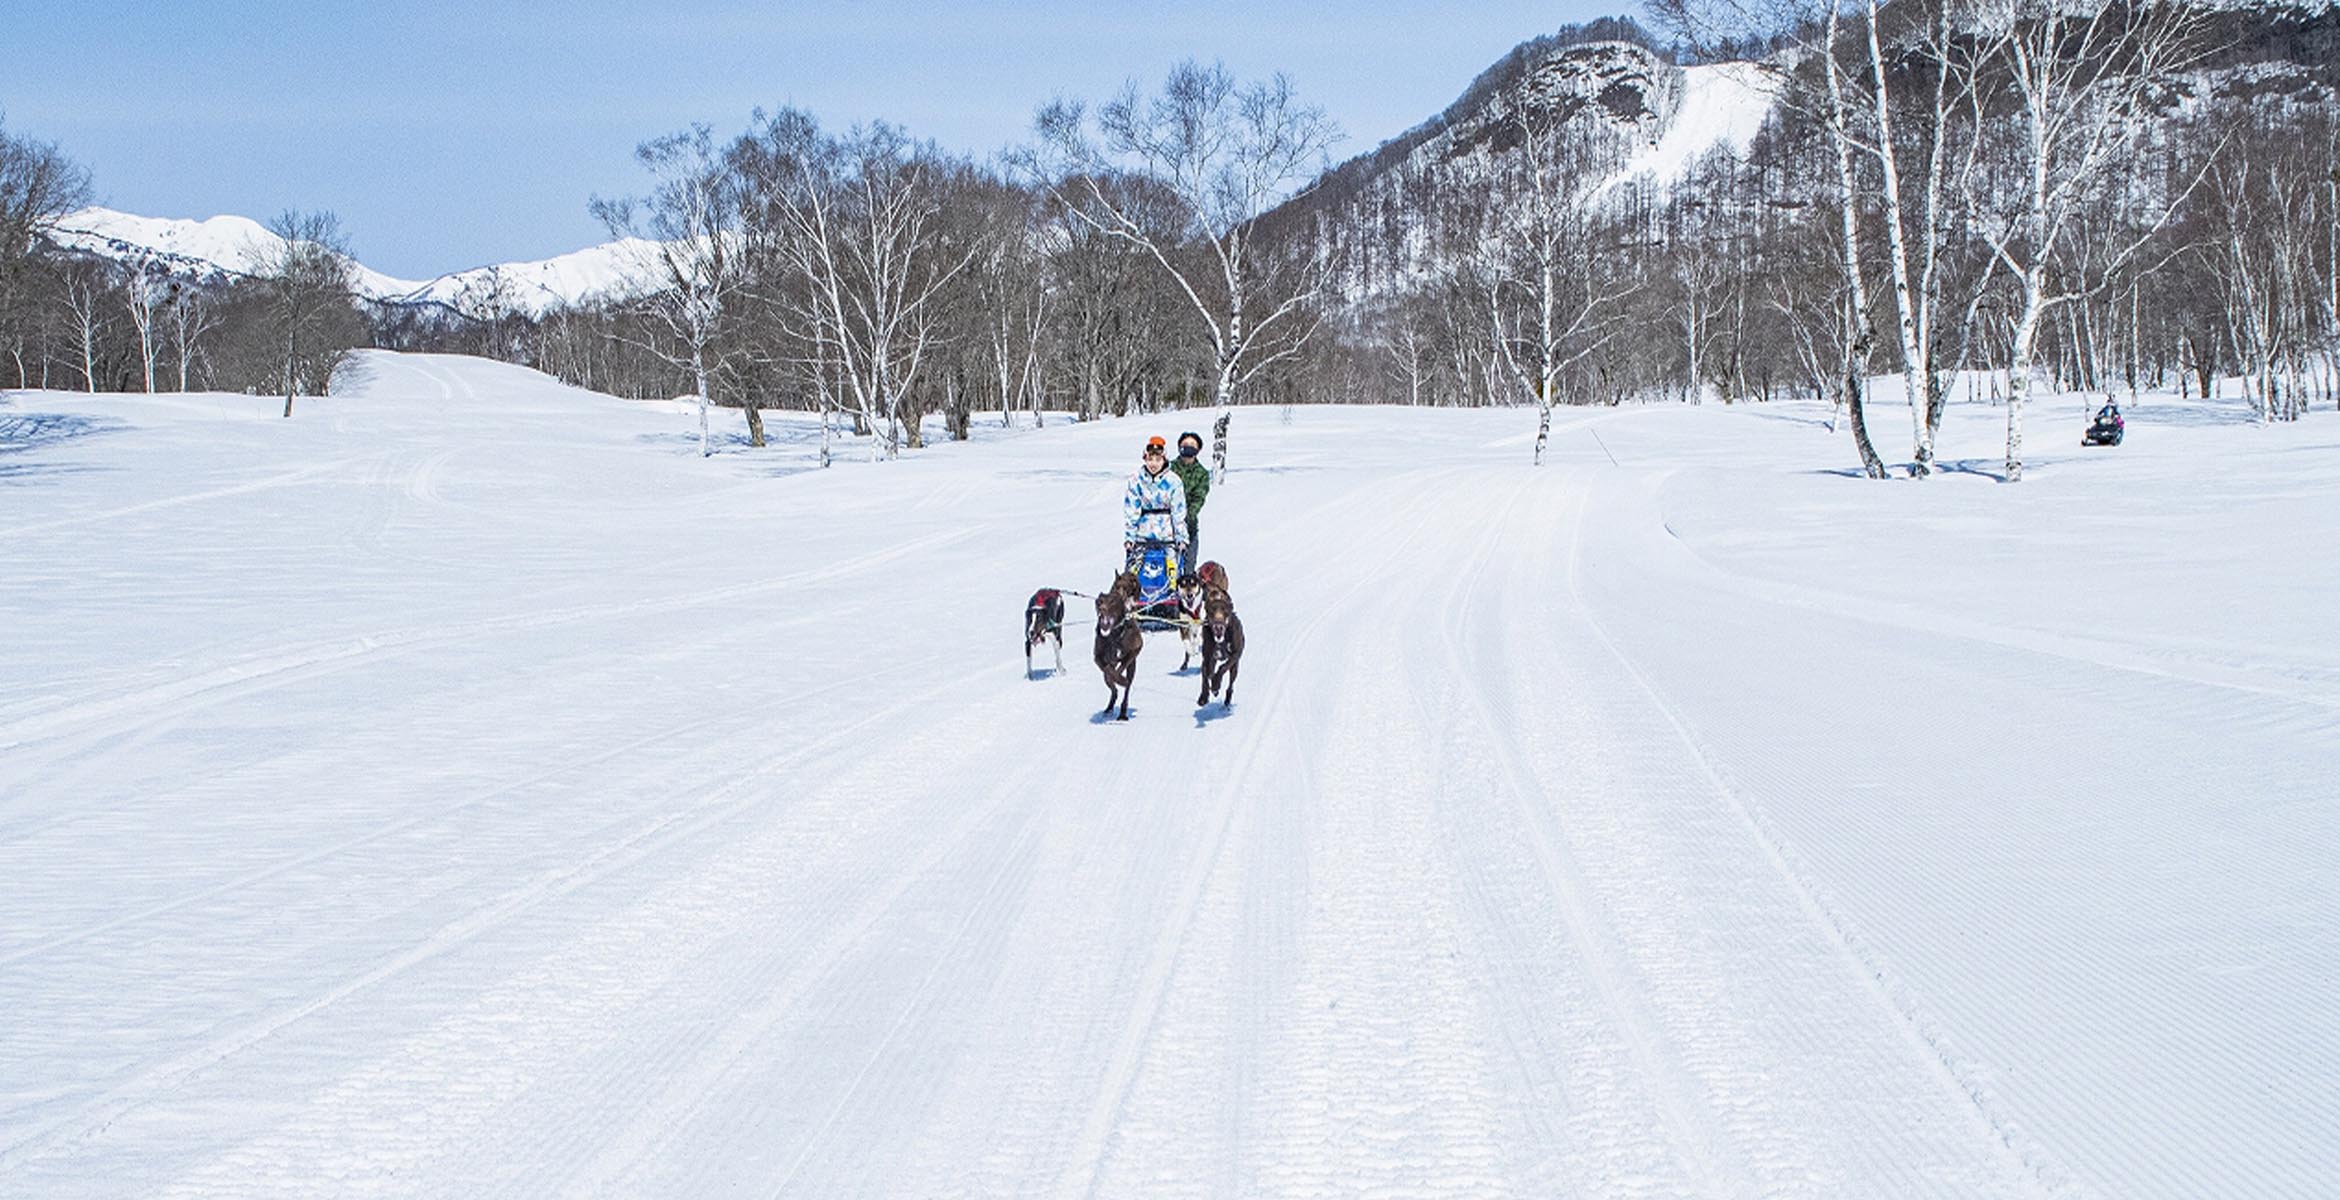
46 208 651 317
1274 38 1775 297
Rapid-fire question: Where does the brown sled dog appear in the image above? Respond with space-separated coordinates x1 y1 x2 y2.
1196 583 1244 709
1094 586 1144 721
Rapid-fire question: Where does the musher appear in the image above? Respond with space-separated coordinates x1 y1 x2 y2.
1169 430 1211 558
1123 435 1189 567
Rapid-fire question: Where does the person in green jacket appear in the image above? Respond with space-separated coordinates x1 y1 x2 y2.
1170 430 1211 558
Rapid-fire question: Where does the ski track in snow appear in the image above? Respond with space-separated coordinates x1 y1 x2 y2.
0 352 2333 1197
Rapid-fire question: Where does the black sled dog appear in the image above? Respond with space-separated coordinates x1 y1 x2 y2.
1025 588 1066 676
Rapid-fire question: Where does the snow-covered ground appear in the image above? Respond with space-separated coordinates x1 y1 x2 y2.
1 353 2333 1197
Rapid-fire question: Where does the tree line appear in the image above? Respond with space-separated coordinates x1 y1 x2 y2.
530 1 2340 477
8 1 2336 478
0 117 368 415
540 62 1340 461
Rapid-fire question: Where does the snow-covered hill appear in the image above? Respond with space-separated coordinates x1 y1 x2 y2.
46 207 648 316
1276 38 1778 296
1 354 2333 1196
1297 38 1748 203
1609 59 1774 188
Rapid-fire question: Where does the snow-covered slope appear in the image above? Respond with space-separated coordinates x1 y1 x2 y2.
0 356 2334 1196
1285 40 1781 295
391 237 662 316
47 208 644 316
47 209 430 300
1610 60 1776 187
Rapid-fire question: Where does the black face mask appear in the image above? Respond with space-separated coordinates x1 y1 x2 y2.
1178 446 1200 459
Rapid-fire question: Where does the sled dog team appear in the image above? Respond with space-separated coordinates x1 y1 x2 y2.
1022 431 1244 721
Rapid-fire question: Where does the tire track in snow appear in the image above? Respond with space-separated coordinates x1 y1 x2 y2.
1571 470 2325 1197
0 524 967 756
407 471 1423 1196
1543 471 2063 1197
1390 477 1707 1197
0 654 1006 1181
540 745 1065 1196
1223 502 1525 1198
0 652 938 971
746 774 1053 1200
1435 476 1756 1198
1054 481 1462 1200
405 444 458 505
0 455 372 541
153 721 1052 1200
1632 482 2340 713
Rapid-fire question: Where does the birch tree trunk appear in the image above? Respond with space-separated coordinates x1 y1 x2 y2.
1826 5 1890 480
2004 288 2044 482
1862 0 1935 477
692 346 711 458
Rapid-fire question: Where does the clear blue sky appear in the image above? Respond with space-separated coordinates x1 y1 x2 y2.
7 0 1643 279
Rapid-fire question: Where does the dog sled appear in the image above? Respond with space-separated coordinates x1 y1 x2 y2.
1026 545 1240 719
1124 538 1188 633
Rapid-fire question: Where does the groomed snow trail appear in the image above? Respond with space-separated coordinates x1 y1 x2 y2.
2 354 2333 1197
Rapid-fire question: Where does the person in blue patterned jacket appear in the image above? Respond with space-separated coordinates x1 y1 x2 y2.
1122 435 1189 566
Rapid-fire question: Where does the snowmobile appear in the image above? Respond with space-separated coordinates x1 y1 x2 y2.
2083 403 2124 446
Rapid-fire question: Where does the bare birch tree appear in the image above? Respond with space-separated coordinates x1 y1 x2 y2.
122 256 166 392
1031 61 1341 416
731 110 985 459
59 262 107 392
168 281 216 391
1656 0 1895 476
0 118 92 388
254 210 364 417
593 124 745 456
1482 113 1635 464
1974 0 2198 480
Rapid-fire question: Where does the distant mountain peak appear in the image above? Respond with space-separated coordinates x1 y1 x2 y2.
45 208 649 317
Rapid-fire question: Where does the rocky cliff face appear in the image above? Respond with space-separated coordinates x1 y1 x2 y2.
1289 36 1686 223
1421 40 1683 163
1270 36 1723 298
